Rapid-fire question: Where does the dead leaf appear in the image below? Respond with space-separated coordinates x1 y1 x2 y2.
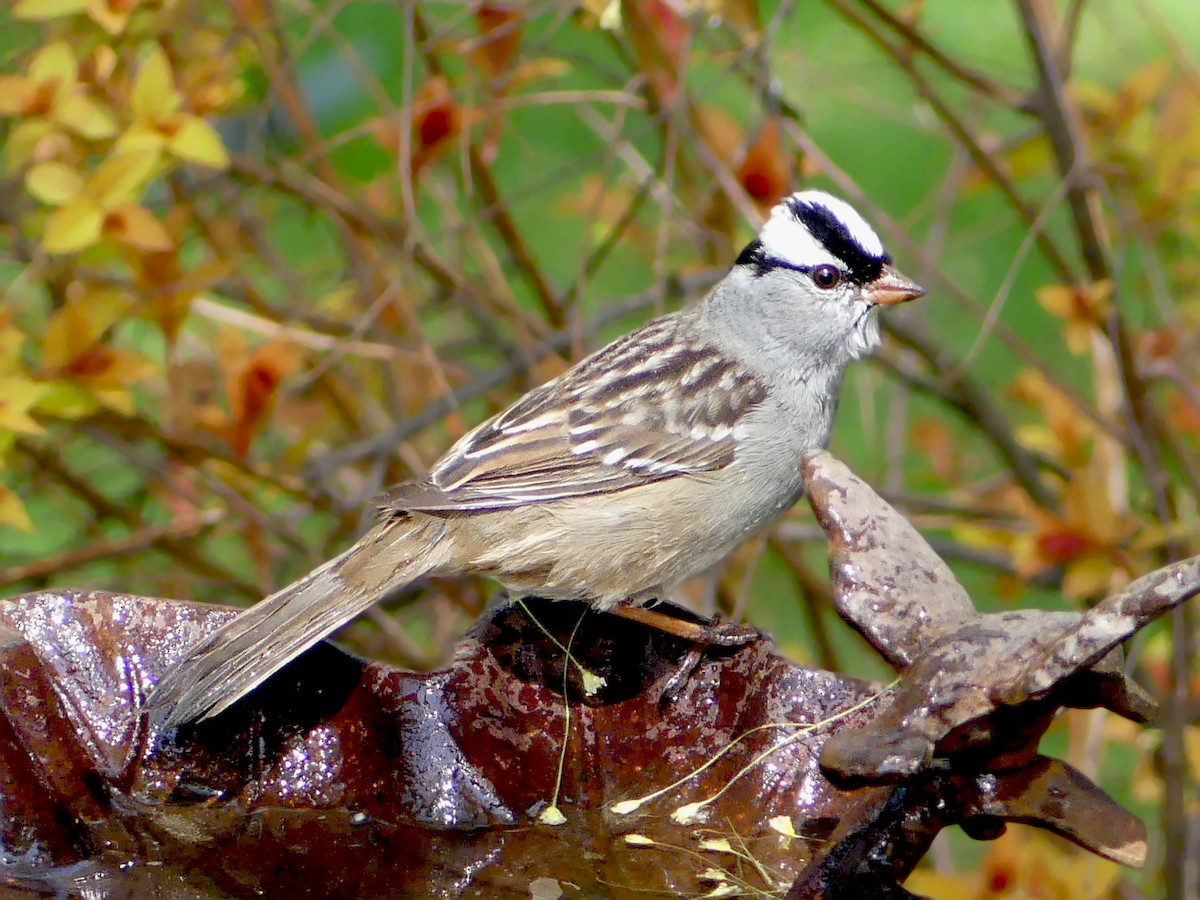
735 118 791 208
474 5 524 80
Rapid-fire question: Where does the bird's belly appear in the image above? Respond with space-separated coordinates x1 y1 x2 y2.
467 454 806 609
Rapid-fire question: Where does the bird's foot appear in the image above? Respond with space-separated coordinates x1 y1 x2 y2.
604 605 761 706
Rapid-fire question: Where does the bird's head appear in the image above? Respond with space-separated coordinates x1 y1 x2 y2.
732 190 925 363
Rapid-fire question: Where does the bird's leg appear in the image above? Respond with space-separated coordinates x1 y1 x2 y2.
607 604 760 647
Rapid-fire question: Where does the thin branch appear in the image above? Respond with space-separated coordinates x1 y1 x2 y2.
0 511 224 591
306 268 726 485
878 321 1064 508
411 8 565 328
823 0 1080 284
856 0 1029 109
16 442 260 601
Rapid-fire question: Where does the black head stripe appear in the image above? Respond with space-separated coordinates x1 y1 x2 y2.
785 197 890 284
735 238 771 276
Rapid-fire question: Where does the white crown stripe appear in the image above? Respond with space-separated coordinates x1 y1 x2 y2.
759 215 841 270
759 189 885 271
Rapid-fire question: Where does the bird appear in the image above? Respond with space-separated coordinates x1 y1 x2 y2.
149 190 925 728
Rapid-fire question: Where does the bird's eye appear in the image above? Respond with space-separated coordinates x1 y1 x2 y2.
811 265 841 290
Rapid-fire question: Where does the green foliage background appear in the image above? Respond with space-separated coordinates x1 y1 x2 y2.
1 1 1199 895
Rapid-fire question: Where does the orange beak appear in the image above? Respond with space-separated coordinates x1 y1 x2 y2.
864 264 926 306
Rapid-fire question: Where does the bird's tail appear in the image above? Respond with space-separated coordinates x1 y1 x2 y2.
150 516 447 729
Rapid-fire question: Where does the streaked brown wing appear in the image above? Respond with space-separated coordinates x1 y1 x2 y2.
377 317 767 513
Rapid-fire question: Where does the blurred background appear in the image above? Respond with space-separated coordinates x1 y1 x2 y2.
1 0 1198 895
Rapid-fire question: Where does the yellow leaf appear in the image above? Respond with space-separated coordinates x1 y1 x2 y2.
1037 280 1112 325
43 199 103 253
28 41 77 85
88 148 160 206
1064 321 1095 355
0 324 26 375
90 387 133 414
114 124 167 157
952 522 1009 552
1037 283 1075 318
33 381 101 419
3 121 58 173
53 93 118 139
907 829 1122 899
42 289 129 370
0 376 48 434
1015 422 1058 455
40 290 151 401
42 303 95 371
13 0 90 20
901 869 979 899
168 117 229 168
96 349 155 387
1122 59 1171 109
599 0 621 29
132 46 180 121
25 161 83 206
1009 532 1044 578
89 46 118 84
87 0 131 34
767 815 799 838
108 203 173 251
0 485 33 532
509 57 572 89
1062 554 1115 599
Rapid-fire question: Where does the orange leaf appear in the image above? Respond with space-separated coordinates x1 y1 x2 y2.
226 340 303 459
41 288 130 374
624 0 688 102
1035 527 1097 566
230 0 268 24
714 0 761 38
410 77 461 176
474 5 523 79
86 0 132 33
693 106 742 165
133 249 195 341
1036 280 1112 354
909 417 958 481
736 118 790 207
0 76 34 116
106 203 173 251
1168 393 1200 439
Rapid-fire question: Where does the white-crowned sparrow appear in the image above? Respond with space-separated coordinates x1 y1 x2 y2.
150 190 925 727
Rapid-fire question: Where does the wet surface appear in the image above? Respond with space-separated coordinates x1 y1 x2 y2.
0 590 892 898
1 452 1196 898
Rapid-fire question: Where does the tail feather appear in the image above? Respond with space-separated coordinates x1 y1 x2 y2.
150 519 440 729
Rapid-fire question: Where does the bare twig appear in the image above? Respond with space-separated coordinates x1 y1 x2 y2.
0 511 224 590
